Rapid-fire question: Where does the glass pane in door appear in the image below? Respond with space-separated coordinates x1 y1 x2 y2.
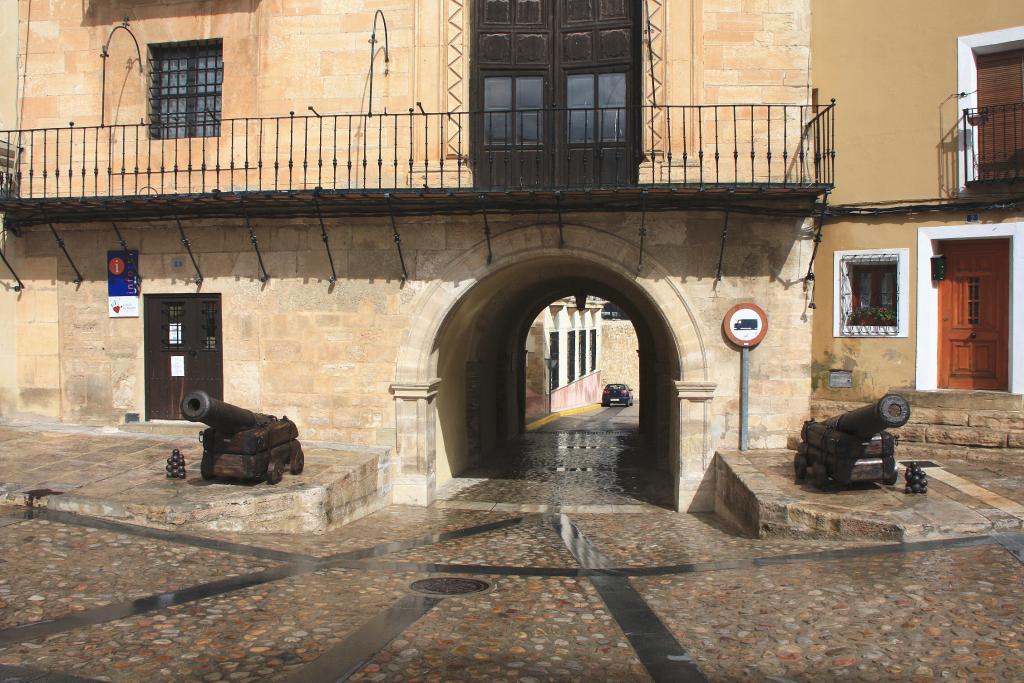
567 74 595 143
598 73 626 141
484 77 512 144
516 76 544 144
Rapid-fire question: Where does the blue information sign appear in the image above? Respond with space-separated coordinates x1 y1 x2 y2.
107 250 140 317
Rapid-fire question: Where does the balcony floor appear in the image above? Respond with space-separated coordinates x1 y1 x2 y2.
0 184 830 228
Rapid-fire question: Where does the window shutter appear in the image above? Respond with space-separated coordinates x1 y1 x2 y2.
975 49 1024 180
977 49 1024 107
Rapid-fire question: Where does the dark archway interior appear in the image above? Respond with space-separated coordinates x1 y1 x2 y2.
432 254 681 506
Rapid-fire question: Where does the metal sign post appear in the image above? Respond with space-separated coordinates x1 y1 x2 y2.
723 303 769 451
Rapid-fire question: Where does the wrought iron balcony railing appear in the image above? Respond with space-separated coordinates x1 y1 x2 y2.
0 103 834 202
963 102 1024 184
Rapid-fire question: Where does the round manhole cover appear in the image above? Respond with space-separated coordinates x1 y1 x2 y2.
409 577 490 596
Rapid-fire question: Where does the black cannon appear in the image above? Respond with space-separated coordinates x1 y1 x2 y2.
795 394 910 489
181 391 303 485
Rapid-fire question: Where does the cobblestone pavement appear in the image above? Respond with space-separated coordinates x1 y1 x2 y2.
1 417 1022 682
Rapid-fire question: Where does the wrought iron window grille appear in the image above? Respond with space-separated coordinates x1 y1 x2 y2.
838 253 900 337
149 40 224 141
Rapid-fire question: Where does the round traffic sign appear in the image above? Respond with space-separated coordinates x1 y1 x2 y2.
108 257 126 276
723 303 768 348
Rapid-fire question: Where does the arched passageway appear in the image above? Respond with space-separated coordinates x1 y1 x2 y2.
391 224 716 511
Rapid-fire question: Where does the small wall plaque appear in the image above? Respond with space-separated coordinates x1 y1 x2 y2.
829 370 853 388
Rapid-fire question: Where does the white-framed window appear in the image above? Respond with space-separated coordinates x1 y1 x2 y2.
957 26 1024 187
833 248 910 338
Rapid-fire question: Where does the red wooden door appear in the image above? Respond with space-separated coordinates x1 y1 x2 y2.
144 294 224 419
938 239 1010 390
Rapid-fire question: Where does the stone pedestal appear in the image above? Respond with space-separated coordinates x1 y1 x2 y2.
676 380 717 512
390 379 441 506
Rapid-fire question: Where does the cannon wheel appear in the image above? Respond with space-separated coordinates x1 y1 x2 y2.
265 457 284 485
882 457 899 486
200 453 216 480
289 446 304 475
812 462 829 489
793 452 808 481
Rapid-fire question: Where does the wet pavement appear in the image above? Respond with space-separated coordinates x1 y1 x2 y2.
437 405 674 510
0 409 1023 681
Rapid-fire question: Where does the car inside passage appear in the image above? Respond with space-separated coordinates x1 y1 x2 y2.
602 383 633 407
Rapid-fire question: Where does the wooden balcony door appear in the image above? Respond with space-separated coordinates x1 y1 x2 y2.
938 239 1010 390
471 0 640 189
144 294 224 419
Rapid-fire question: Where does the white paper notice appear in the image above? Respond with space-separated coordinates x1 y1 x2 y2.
170 356 185 377
108 296 139 318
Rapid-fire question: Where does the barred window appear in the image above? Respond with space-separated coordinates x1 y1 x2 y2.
149 40 223 140
835 251 908 337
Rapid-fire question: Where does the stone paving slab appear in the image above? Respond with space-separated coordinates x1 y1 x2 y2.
348 574 650 682
571 511 882 567
388 518 579 568
635 544 1024 682
0 518 280 631
717 450 1024 540
0 421 391 534
189 506 524 558
0 568 421 682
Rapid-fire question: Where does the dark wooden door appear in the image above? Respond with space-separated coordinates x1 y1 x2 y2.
144 294 223 419
471 0 639 189
938 239 1010 390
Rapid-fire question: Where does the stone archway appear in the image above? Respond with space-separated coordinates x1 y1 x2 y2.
391 222 716 511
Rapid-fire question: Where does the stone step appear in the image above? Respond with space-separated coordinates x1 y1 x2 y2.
811 393 1024 451
119 420 203 438
894 389 1023 412
897 442 1024 462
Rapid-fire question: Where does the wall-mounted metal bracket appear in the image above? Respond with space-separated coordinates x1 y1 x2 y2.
386 193 409 283
636 189 648 275
40 208 83 286
100 17 143 128
714 191 735 283
174 216 203 287
0 245 23 291
555 191 565 247
312 191 338 285
479 194 493 265
805 190 830 283
240 202 269 283
110 221 141 286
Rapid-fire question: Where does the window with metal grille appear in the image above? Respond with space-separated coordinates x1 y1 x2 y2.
590 329 597 371
163 302 185 349
835 251 908 337
202 301 219 351
567 330 576 382
149 40 223 140
548 332 559 392
579 329 587 375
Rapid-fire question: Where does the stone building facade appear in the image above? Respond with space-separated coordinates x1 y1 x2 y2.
810 1 1024 458
524 296 605 419
600 317 640 396
0 0 830 511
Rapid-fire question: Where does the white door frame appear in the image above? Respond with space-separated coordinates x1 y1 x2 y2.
916 223 1024 393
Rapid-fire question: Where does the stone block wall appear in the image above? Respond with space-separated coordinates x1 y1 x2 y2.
3 206 816 455
600 319 640 396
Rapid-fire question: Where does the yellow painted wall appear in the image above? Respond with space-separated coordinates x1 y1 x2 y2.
810 2 1024 401
812 0 1024 204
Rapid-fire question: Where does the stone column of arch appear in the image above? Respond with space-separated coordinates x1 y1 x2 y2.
390 379 441 506
675 380 717 510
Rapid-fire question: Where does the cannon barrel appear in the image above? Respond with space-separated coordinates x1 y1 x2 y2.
181 390 262 434
823 393 910 439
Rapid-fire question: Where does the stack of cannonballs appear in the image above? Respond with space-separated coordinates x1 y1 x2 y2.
166 449 187 479
903 462 927 494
